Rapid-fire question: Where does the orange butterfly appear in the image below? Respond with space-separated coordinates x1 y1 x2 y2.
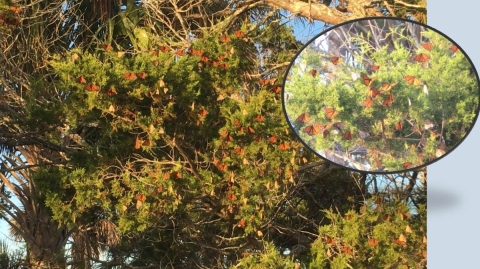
361 73 376 86
343 131 352 140
217 55 228 61
382 92 393 108
234 30 244 38
371 65 380 71
325 107 339 119
234 147 244 155
198 109 208 117
404 75 422 85
396 121 403 131
77 76 87 84
310 69 319 77
361 97 373 108
369 87 380 98
271 85 282 94
268 136 277 143
303 123 325 136
259 78 274 86
106 88 117 96
379 82 398 93
254 115 265 122
159 46 170 52
200 56 209 63
412 53 430 63
188 49 204 56
136 72 148 79
135 194 146 202
220 35 231 42
123 72 137 80
218 63 228 69
450 44 458 53
9 6 21 14
330 56 343 65
103 44 113 51
421 42 433 51
278 142 290 150
295 113 309 123
403 162 412 169
175 49 185 56
85 83 100 92
247 126 255 134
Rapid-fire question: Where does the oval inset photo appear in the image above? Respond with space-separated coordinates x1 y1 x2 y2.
283 17 480 173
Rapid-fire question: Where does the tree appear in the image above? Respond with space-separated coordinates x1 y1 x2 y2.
1 0 427 268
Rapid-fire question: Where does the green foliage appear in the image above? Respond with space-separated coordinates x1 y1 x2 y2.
285 25 478 171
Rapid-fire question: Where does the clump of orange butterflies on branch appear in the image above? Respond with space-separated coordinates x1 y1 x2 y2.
0 6 21 27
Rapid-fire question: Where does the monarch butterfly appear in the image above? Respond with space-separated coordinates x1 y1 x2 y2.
247 126 255 134
85 83 100 92
106 88 117 96
217 54 228 61
152 60 159 66
175 49 185 56
412 53 430 63
295 113 309 123
233 119 241 127
330 56 343 65
135 194 146 202
234 147 244 155
325 107 339 119
368 238 379 247
268 136 277 143
343 131 352 140
278 142 290 150
123 72 137 80
217 163 228 171
404 75 422 85
259 78 273 86
369 87 380 98
310 69 319 77
218 63 228 69
234 30 244 38
396 121 403 131
361 97 373 108
151 50 158 57
450 44 458 53
361 73 376 86
77 76 87 84
200 56 209 63
382 92 393 108
9 6 21 14
421 42 433 51
220 35 231 42
303 123 325 136
271 85 282 94
403 162 412 169
254 115 265 122
103 44 113 51
188 49 204 56
136 72 148 79
379 82 398 93
371 65 380 71
159 46 170 52
198 109 208 117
